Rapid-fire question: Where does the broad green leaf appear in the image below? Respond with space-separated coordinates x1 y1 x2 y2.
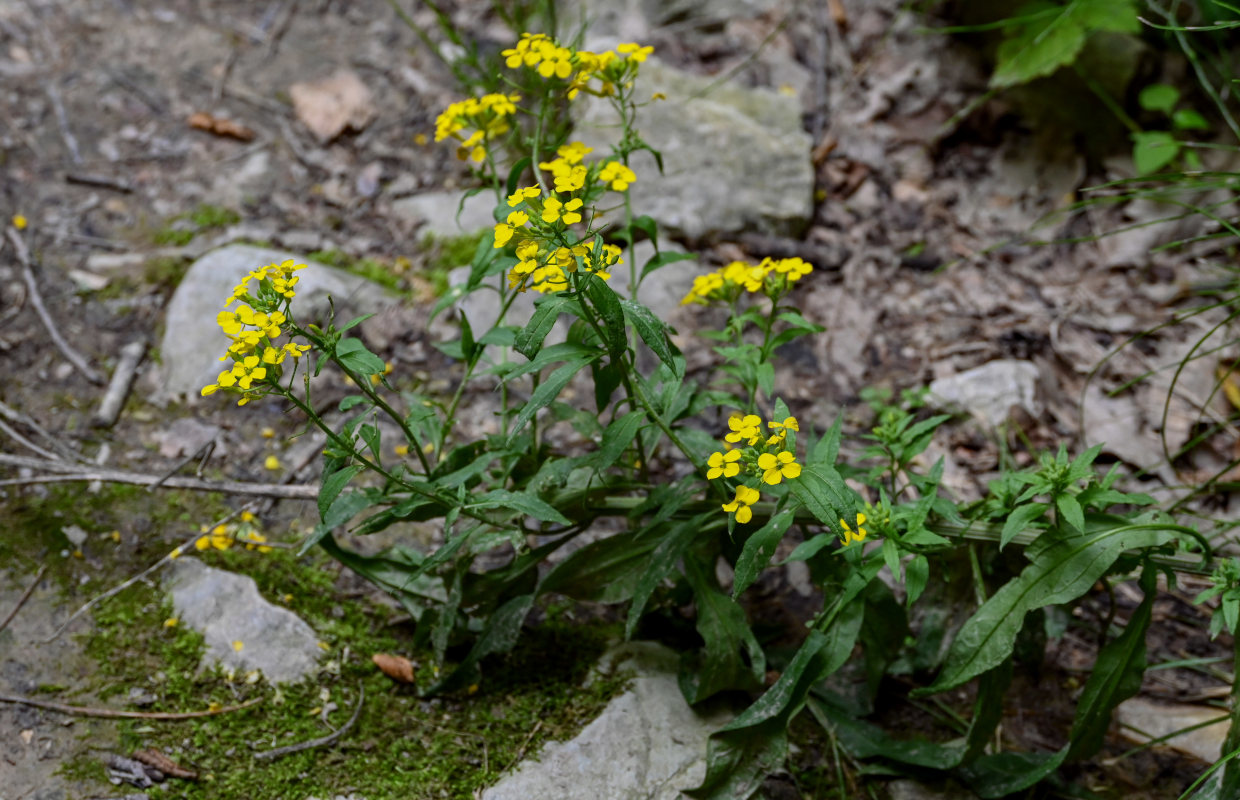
1173 108 1210 131
959 750 1065 798
472 489 572 525
515 294 570 360
812 697 965 768
507 352 600 441
782 532 835 563
335 337 386 374
621 299 683 377
1065 564 1154 760
1133 130 1181 174
733 509 796 598
302 490 379 553
918 519 1175 695
990 0 1138 90
809 414 844 467
681 559 765 703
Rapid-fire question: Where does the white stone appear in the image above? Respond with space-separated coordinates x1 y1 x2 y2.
928 360 1041 429
390 190 498 239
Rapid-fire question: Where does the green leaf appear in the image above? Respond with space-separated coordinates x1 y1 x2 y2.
640 250 695 283
621 299 683 378
423 593 535 695
1000 502 1048 549
1065 565 1155 760
1138 83 1179 114
302 490 375 553
586 276 627 361
782 532 836 564
1173 108 1210 131
990 0 1138 90
733 509 796 598
319 464 364 519
917 519 1175 696
472 489 571 525
789 463 860 529
626 515 709 639
687 602 862 800
681 558 765 703
507 352 601 441
539 528 661 603
335 337 386 374
359 423 381 462
515 295 570 360
1132 130 1181 175
583 410 646 472
812 697 965 769
1056 493 1084 532
905 555 929 606
809 414 844 466
959 750 1065 798
338 313 374 333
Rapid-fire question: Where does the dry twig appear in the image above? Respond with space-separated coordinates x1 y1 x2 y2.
0 400 86 462
7 229 106 384
0 565 47 635
0 693 263 719
93 339 147 428
253 682 364 761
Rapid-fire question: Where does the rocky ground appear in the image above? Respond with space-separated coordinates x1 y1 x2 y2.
2 0 1240 798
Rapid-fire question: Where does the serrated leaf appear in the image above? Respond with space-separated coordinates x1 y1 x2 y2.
733 509 796 598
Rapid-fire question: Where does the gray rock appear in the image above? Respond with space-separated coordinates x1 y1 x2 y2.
482 642 734 800
390 190 498 239
157 244 394 400
1114 697 1228 762
573 58 813 242
928 360 1042 429
163 557 322 684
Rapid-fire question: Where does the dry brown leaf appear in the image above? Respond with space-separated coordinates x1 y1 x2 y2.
372 652 415 684
187 112 256 142
288 70 375 143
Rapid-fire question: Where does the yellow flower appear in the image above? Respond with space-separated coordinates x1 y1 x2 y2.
757 451 801 485
232 640 244 652
169 546 183 559
725 414 763 445
261 427 275 439
264 455 281 471
599 161 636 191
839 513 867 546
12 214 27 230
163 617 178 628
541 197 583 225
394 444 409 456
769 416 799 432
706 449 742 480
722 485 761 524
617 42 653 62
557 141 594 164
240 511 256 522
507 185 540 207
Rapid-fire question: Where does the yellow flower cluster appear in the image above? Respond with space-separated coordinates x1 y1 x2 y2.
500 32 652 99
194 511 272 553
495 178 624 293
839 512 867 546
708 413 803 523
433 92 520 163
202 260 310 404
681 257 814 305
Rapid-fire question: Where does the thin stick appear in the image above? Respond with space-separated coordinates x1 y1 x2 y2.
0 693 262 720
92 339 146 428
149 440 215 491
0 452 316 499
253 683 364 761
0 565 47 634
46 83 82 164
501 719 543 774
7 229 106 385
65 173 135 193
0 400 86 462
0 417 61 461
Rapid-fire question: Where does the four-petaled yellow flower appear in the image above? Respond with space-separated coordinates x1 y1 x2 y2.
839 513 867 546
758 451 802 485
722 485 761 524
599 161 637 191
507 185 540 207
706 449 741 480
541 196 584 225
725 414 763 445
196 524 233 551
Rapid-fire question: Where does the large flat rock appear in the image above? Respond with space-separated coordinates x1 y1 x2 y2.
163 557 322 684
158 244 394 400
574 58 813 242
482 642 733 800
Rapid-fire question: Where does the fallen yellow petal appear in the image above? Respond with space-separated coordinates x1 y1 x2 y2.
232 640 244 652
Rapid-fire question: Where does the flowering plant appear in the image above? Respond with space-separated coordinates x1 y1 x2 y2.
196 30 1211 798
